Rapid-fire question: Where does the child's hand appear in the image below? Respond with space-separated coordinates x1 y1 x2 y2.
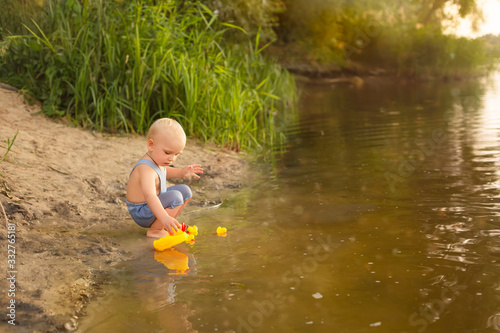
164 216 181 235
183 164 203 179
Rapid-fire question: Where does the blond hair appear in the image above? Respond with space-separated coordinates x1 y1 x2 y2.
147 118 186 143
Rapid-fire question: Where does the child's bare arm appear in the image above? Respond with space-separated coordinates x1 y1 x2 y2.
166 164 203 179
139 167 181 234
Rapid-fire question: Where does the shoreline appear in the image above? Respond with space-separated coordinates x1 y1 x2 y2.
265 42 497 83
284 62 493 86
0 87 248 331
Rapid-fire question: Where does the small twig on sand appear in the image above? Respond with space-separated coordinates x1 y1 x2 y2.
48 165 70 175
0 200 8 228
0 144 19 154
0 83 19 92
184 198 228 216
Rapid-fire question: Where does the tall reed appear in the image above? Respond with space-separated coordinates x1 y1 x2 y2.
0 0 297 151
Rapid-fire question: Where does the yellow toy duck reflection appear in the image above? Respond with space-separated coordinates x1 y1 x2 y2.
154 249 190 275
153 223 196 275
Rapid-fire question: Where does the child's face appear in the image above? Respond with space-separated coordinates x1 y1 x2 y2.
148 132 185 167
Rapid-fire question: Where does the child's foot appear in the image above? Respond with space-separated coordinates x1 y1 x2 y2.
147 228 169 238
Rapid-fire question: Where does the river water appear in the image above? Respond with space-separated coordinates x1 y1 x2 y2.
80 70 500 333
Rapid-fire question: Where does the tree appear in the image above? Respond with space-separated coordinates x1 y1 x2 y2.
416 0 483 29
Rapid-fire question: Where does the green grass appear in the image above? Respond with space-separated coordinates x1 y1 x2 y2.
0 129 18 163
0 129 19 177
0 0 297 151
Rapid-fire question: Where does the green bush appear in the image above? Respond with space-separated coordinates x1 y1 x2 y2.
201 0 284 42
375 25 487 77
272 0 490 77
0 0 297 151
0 0 42 39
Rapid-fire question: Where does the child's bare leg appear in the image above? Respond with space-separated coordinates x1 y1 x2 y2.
172 199 191 218
146 199 191 238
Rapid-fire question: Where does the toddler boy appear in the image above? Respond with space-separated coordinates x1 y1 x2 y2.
126 118 203 238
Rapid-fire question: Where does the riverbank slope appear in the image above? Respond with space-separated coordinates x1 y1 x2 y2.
0 87 246 331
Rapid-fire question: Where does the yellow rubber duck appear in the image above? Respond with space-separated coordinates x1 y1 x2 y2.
187 225 198 236
216 226 227 237
153 224 197 251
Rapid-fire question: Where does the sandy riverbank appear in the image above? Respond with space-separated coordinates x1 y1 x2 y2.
0 87 247 332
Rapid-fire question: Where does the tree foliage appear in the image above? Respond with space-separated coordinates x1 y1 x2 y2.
481 33 500 58
416 0 483 27
266 0 490 76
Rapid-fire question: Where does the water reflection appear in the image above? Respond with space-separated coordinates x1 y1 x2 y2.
81 71 500 332
154 249 192 275
269 71 500 332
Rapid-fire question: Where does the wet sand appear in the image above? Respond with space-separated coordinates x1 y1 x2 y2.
0 87 247 331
